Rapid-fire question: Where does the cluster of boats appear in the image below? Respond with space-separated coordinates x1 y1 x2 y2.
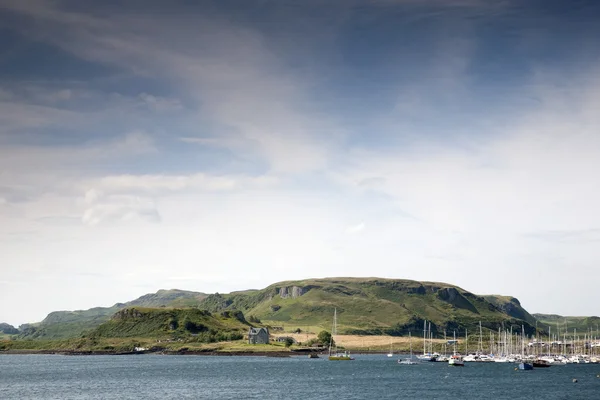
326 314 600 367
398 352 600 366
394 320 600 368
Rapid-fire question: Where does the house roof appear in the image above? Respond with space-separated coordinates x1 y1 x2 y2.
249 327 268 335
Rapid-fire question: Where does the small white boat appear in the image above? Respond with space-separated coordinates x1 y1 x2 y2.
398 332 418 365
448 354 464 366
448 331 464 366
398 358 418 365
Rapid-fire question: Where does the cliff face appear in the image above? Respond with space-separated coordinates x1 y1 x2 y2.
483 295 537 326
277 286 307 299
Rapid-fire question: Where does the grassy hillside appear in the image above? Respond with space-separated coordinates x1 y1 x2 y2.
533 313 600 335
20 289 207 339
16 277 573 341
90 307 249 341
200 277 538 336
482 295 537 326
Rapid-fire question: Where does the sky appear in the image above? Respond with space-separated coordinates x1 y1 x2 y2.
1 0 600 326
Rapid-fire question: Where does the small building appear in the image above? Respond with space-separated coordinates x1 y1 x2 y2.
248 327 270 344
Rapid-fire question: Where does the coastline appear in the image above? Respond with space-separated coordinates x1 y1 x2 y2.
0 348 392 357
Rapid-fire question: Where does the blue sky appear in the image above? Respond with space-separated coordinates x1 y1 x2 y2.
1 0 600 326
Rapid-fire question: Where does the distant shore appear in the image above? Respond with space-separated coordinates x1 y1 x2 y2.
0 348 393 357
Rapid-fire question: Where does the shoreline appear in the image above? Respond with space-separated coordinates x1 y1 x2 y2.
0 349 393 357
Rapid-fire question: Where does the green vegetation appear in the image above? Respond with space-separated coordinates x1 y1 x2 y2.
317 330 333 346
199 278 539 336
1 306 256 354
482 295 537 326
533 313 600 335
19 289 208 339
13 277 599 346
90 307 249 341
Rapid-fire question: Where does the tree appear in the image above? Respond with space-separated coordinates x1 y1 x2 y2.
284 337 294 347
317 330 333 346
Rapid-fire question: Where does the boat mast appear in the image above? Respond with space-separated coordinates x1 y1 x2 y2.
428 322 432 354
478 321 483 354
423 320 427 355
329 308 337 356
521 325 525 358
453 331 457 355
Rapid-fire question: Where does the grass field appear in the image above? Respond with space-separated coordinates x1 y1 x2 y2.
274 333 451 352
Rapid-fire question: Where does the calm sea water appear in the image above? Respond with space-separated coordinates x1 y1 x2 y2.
1 354 599 399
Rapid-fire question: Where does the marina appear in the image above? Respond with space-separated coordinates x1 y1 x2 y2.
377 319 600 367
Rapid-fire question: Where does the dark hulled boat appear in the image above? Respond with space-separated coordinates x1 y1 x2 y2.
533 359 551 368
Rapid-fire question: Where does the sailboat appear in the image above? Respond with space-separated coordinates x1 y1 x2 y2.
518 325 533 371
448 331 464 366
416 320 438 362
387 337 394 357
398 332 418 365
328 308 354 361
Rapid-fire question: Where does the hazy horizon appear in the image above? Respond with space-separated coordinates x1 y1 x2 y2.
2 0 600 326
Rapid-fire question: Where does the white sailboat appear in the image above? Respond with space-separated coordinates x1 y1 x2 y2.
387 337 394 357
398 332 418 365
416 320 437 361
328 308 354 361
448 330 464 366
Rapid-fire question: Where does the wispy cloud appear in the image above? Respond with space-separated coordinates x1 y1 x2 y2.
82 194 161 226
2 0 600 325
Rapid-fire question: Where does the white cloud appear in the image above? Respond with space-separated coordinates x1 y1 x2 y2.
138 93 182 112
2 0 600 326
82 194 161 226
345 222 365 234
1 1 342 175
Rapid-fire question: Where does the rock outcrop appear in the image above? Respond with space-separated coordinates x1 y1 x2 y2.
277 286 307 299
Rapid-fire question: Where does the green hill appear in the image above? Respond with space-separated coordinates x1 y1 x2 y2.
90 307 249 341
200 277 538 335
532 313 600 334
482 295 538 326
16 277 569 341
0 323 19 335
20 289 207 339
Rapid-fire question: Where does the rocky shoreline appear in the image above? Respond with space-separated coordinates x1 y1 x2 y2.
1 348 387 357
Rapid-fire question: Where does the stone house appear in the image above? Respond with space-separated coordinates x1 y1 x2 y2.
248 327 270 344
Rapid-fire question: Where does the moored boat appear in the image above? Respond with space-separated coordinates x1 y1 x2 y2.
448 331 464 366
448 354 464 366
532 359 551 368
328 308 354 361
518 362 533 370
398 332 418 365
329 351 354 361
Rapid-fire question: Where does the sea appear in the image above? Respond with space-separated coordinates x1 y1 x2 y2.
1 354 599 399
